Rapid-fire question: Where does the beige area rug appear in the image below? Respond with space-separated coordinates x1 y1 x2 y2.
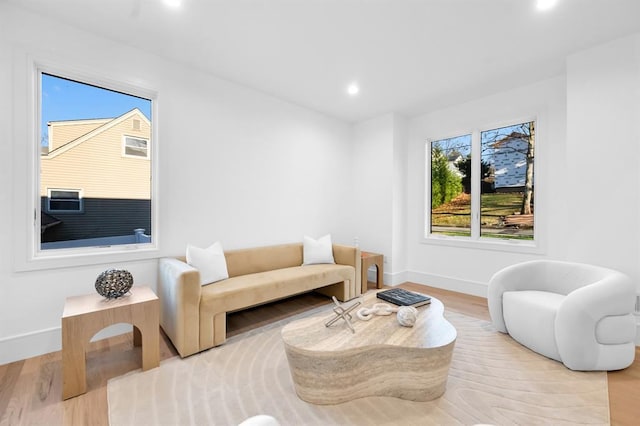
108 306 609 426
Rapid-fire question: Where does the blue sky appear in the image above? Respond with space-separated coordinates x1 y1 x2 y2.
432 122 531 165
41 73 151 145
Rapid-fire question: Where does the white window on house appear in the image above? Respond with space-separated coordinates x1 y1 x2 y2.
123 136 149 158
426 120 536 246
47 189 82 212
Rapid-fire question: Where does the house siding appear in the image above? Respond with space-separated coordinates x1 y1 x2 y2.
41 112 151 200
40 197 151 242
48 119 109 151
40 109 152 244
493 137 529 190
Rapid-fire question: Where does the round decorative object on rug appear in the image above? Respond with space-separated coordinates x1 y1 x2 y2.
95 269 134 299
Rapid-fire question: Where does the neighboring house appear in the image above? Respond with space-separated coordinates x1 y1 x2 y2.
446 150 463 177
491 132 530 192
40 108 151 244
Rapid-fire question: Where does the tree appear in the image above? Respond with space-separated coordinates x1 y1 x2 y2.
520 122 534 215
431 146 462 209
455 155 493 194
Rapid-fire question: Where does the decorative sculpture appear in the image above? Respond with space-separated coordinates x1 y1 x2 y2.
357 303 396 320
357 303 419 327
324 296 361 333
95 269 133 299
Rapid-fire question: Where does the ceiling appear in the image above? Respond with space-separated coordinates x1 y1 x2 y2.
9 0 640 122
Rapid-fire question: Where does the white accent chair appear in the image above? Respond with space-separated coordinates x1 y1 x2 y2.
488 260 637 371
238 415 280 426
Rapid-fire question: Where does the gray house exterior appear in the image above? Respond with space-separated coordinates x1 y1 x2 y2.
492 133 529 191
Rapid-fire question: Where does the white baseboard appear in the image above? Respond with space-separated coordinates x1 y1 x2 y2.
0 323 132 366
367 268 487 297
366 269 408 286
405 270 488 298
635 314 640 347
0 327 61 365
386 270 409 286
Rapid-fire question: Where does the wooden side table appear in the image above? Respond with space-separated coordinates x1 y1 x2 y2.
361 251 384 294
61 286 159 400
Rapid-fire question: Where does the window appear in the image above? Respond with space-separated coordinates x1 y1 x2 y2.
430 135 472 237
480 122 535 240
47 189 82 212
426 120 536 245
123 136 149 158
38 70 155 252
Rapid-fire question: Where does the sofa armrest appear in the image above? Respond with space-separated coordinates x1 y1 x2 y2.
556 270 636 370
332 244 361 298
158 257 202 357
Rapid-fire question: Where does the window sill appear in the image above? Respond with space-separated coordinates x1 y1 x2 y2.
421 234 544 255
14 244 159 272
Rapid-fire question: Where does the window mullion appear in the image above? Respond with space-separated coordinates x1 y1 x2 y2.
470 131 481 239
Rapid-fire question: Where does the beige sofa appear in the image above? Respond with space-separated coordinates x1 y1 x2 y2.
158 243 361 357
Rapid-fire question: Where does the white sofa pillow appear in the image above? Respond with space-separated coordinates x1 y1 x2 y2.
303 234 335 265
186 241 229 285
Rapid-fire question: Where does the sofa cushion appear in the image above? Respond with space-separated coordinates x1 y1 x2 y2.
503 290 564 362
200 264 353 314
303 234 335 265
186 242 229 285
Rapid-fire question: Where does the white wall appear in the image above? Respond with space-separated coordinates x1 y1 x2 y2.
392 114 409 279
352 115 394 267
351 113 408 284
406 76 568 296
0 5 354 364
566 35 640 278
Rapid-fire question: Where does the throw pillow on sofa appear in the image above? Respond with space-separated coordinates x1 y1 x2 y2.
186 241 229 285
302 234 335 265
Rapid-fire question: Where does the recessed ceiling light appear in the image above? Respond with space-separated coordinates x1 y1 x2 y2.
163 0 182 8
347 83 359 96
536 0 558 11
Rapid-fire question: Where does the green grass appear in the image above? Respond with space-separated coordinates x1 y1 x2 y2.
431 192 533 240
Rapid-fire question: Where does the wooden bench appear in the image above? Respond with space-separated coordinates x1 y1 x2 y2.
503 214 534 228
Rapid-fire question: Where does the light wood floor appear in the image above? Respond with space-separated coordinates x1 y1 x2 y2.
1 282 638 425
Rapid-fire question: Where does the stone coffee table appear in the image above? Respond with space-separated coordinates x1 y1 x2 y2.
281 290 457 405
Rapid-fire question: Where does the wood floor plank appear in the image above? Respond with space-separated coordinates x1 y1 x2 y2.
0 360 24 419
608 346 640 426
1 360 33 426
0 282 637 425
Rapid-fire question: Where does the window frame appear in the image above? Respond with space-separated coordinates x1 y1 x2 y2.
13 56 160 271
46 188 83 213
423 116 543 254
122 135 150 159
